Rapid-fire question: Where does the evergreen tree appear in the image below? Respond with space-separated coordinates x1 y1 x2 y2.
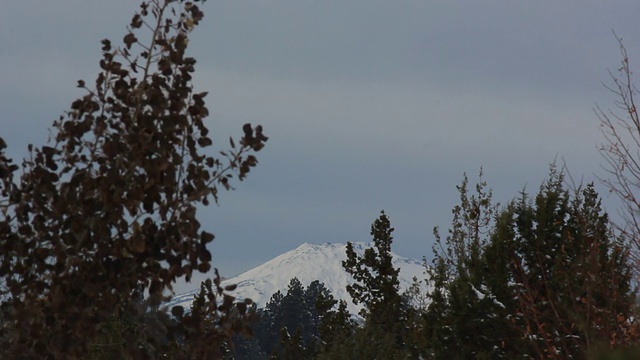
227 302 266 359
343 211 403 330
500 173 637 358
262 278 310 356
305 280 335 333
342 211 406 356
280 278 309 339
256 290 285 356
424 172 518 359
270 328 308 360
425 168 638 359
313 290 356 359
252 278 340 358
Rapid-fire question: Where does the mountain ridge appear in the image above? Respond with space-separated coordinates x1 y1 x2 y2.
168 242 429 314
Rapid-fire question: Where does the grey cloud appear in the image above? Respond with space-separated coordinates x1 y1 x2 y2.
0 0 636 291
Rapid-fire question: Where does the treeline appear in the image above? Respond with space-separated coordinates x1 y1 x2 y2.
72 167 640 359
228 168 640 359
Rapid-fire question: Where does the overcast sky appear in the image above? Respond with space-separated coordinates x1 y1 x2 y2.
2 1 640 294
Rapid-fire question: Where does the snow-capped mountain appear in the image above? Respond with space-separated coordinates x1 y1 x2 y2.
168 242 429 314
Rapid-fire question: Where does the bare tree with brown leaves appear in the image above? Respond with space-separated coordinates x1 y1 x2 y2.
597 35 640 264
0 1 266 358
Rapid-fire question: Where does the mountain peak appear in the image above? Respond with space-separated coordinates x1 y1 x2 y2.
169 242 427 314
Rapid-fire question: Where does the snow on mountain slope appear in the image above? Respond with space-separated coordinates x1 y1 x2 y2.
168 242 429 314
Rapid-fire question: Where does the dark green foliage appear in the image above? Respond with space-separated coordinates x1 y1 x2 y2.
279 278 310 343
245 278 343 359
226 300 267 359
257 278 310 357
424 172 519 359
588 345 640 360
343 211 403 330
0 1 266 358
231 333 266 360
318 323 405 360
502 172 636 358
310 285 358 360
339 211 408 357
271 328 309 360
425 168 637 359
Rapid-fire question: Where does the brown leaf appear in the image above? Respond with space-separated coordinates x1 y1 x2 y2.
123 33 137 50
131 235 146 254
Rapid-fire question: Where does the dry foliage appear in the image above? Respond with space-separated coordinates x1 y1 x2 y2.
597 35 640 264
0 0 266 358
